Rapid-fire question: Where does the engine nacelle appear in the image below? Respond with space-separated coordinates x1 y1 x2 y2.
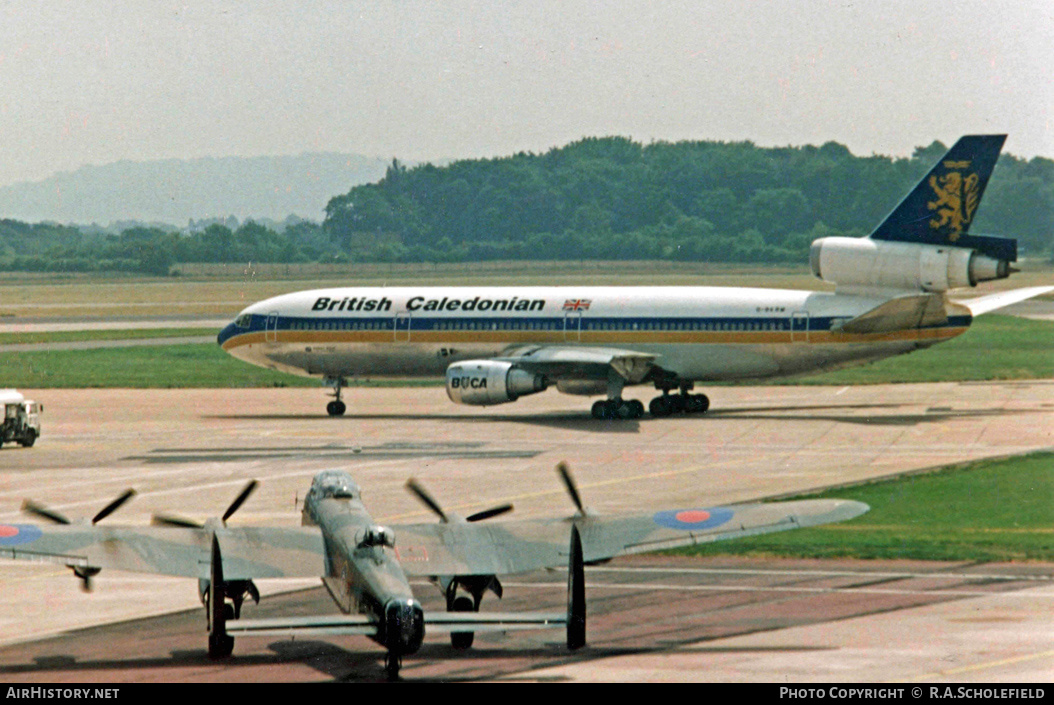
445 360 548 406
810 237 1010 292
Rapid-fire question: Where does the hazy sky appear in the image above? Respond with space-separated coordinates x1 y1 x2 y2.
1 1 1051 187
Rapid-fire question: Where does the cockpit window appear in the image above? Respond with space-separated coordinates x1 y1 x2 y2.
235 314 253 328
311 471 361 500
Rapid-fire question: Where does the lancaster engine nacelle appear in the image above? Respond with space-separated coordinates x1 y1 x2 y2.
445 360 548 406
809 237 1011 293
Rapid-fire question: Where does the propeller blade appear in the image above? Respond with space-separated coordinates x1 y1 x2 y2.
405 478 448 522
21 500 71 525
151 512 203 528
222 480 259 524
556 462 584 514
466 503 514 522
91 489 137 524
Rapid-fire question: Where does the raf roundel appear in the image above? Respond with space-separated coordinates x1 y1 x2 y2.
652 507 734 531
0 524 42 546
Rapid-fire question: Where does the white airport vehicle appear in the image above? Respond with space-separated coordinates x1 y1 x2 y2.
218 135 1053 419
0 389 41 448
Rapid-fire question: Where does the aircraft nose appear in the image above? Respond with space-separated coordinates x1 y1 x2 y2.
217 321 238 347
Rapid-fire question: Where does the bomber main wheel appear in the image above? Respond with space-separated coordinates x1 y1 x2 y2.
326 400 346 416
450 595 476 649
208 628 235 659
385 652 402 680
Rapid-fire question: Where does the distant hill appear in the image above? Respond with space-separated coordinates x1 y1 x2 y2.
0 153 391 225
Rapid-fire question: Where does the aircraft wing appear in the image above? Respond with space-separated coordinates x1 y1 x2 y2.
0 499 866 581
390 498 868 577
954 285 1054 316
496 345 657 383
0 525 325 581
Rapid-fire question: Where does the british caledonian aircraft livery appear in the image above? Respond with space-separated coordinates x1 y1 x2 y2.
218 135 1054 419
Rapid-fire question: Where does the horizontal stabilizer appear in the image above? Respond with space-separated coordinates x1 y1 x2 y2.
834 294 948 335
955 285 1054 316
424 611 566 632
226 614 377 638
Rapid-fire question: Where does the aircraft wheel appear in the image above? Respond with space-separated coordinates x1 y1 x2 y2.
649 396 672 417
616 400 635 420
384 652 402 680
326 400 346 416
20 430 36 447
628 399 645 419
208 632 234 659
590 400 611 420
450 595 475 649
685 394 710 414
669 393 687 413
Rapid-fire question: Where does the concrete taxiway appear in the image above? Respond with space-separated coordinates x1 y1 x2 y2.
0 383 1051 681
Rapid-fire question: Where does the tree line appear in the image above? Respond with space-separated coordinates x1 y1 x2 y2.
1 137 1051 274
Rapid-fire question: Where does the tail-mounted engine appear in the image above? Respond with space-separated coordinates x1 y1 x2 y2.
810 237 1011 293
445 360 548 406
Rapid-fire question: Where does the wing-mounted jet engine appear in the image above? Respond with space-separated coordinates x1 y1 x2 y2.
445 360 548 406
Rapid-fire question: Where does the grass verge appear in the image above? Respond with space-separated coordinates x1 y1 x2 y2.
671 451 1054 562
0 328 218 345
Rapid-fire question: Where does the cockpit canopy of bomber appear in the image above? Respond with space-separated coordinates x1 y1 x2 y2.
309 470 361 501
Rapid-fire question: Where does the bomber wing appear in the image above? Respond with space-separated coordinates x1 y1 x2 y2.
390 498 868 577
0 499 866 581
0 525 325 581
497 345 657 383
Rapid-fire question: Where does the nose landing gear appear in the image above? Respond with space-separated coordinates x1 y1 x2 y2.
324 377 347 416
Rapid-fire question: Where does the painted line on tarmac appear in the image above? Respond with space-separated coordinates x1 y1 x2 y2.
585 565 1054 582
905 648 1054 681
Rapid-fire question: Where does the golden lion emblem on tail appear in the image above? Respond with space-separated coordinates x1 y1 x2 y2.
928 161 980 241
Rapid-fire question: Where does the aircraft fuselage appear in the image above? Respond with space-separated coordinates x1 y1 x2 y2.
301 471 424 655
219 285 971 383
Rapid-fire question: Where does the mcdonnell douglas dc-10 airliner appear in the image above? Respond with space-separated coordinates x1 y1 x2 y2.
218 135 1053 419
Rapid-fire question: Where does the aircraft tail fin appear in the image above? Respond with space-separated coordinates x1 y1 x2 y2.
870 135 1015 261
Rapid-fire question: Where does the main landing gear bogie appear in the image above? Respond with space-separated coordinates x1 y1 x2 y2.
649 391 709 417
590 398 645 420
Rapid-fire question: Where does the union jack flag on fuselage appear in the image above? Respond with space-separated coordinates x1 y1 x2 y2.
563 299 591 311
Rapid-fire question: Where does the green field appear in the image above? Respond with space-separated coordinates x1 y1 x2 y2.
673 451 1054 562
1 314 1050 388
0 328 216 345
790 314 1054 384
